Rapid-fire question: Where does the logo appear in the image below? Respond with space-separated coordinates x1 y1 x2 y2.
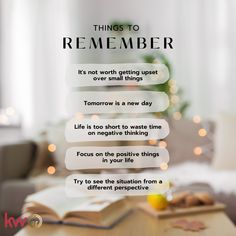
3 212 28 228
27 214 43 228
1 212 43 229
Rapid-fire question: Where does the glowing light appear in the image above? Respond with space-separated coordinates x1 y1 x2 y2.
0 114 9 125
193 146 202 156
6 107 16 116
198 128 207 137
160 162 168 170
168 79 176 87
170 86 178 94
148 139 157 145
75 112 84 120
47 166 56 175
91 114 99 120
48 144 56 152
193 115 201 124
170 95 179 104
159 141 167 148
173 112 182 120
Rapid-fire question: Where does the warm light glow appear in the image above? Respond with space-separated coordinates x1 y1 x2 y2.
0 114 9 124
173 112 182 120
148 139 157 145
75 112 84 120
198 128 207 137
91 114 99 120
168 79 176 87
160 162 168 170
170 95 179 104
193 115 201 124
159 141 167 148
6 107 16 116
193 146 202 156
170 86 178 94
48 144 56 152
47 166 56 175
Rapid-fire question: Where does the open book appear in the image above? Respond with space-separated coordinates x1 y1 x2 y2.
22 186 130 228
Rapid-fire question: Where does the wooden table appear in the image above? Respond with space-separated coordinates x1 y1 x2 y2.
16 209 236 236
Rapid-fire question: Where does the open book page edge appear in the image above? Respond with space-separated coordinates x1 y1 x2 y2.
24 186 125 219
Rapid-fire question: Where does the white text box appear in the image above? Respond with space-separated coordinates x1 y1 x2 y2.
65 118 169 142
66 91 168 114
65 146 169 170
67 63 169 87
66 173 170 197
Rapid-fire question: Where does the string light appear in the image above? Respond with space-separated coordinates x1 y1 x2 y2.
192 119 214 158
159 141 167 148
198 128 207 137
173 112 182 120
47 166 56 175
189 116 213 158
148 139 157 145
193 146 202 156
160 162 168 170
48 144 56 152
193 115 201 124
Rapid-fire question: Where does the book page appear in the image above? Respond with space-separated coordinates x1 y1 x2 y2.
26 186 88 218
26 186 124 218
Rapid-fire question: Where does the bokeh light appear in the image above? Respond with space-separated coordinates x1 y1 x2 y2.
47 166 56 175
168 79 176 87
170 86 178 94
170 95 179 104
193 115 201 124
148 139 157 145
173 112 182 120
48 144 56 152
160 162 168 170
193 146 202 156
198 128 207 137
159 141 167 148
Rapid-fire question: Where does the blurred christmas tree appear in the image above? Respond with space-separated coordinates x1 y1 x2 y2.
110 20 189 118
142 52 189 119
